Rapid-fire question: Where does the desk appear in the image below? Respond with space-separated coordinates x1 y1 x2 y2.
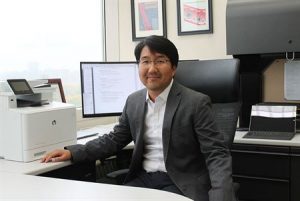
234 131 300 146
0 124 191 200
2 130 300 201
0 172 191 201
232 131 300 201
0 158 71 175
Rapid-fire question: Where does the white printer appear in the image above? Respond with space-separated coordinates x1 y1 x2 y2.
0 80 77 162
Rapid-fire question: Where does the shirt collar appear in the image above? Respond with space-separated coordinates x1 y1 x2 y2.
146 79 174 103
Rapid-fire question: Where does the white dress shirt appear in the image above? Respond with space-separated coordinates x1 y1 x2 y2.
143 80 173 172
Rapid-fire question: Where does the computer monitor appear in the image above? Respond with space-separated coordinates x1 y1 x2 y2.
80 62 144 117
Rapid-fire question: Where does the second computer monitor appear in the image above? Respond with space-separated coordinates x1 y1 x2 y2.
80 61 144 118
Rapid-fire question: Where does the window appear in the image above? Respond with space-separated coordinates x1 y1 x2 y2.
0 0 105 106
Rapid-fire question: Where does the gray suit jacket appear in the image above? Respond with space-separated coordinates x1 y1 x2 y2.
67 81 236 201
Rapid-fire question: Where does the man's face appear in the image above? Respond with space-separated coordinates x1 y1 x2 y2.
138 46 176 96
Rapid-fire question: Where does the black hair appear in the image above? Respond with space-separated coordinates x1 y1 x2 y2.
134 35 179 68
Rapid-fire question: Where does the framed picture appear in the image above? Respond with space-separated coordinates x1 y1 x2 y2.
131 0 167 41
177 0 213 35
47 78 66 103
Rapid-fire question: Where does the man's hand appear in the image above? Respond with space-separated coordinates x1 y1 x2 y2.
41 149 72 163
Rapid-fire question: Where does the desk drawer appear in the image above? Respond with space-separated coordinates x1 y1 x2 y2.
291 147 300 201
231 144 289 179
234 175 289 201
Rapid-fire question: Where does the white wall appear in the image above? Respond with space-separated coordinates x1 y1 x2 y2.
106 0 231 61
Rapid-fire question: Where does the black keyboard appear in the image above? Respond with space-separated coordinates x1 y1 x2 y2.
243 131 295 140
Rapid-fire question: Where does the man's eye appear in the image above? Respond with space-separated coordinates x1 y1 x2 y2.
142 60 150 65
156 60 164 64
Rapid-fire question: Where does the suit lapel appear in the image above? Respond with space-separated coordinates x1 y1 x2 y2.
128 89 147 174
162 82 182 161
135 92 147 152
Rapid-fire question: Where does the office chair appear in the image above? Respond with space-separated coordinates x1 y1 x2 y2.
175 59 241 200
104 58 241 197
175 59 241 149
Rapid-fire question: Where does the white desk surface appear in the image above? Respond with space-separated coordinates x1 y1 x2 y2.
0 172 192 201
234 131 300 147
0 158 71 175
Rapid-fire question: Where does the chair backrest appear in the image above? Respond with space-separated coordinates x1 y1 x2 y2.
174 59 241 148
211 102 241 148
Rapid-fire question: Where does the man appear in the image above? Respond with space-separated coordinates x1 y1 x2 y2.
42 35 236 201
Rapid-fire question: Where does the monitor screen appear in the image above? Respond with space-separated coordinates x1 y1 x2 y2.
80 62 144 117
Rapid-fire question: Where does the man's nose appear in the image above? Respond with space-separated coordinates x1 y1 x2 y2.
147 63 158 72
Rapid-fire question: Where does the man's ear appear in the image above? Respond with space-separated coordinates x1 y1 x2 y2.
172 66 176 77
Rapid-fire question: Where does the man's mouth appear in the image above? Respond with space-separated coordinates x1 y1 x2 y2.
147 74 160 79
